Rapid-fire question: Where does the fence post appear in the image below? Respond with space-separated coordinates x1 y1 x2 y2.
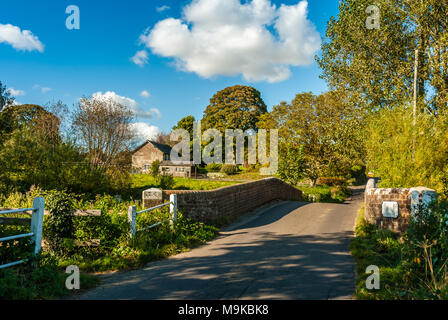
170 194 178 229
30 197 44 255
128 206 137 237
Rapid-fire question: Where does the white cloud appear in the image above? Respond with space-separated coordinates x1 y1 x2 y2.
7 88 25 97
156 5 170 13
139 0 321 83
91 91 162 120
131 122 162 141
131 50 149 67
33 84 52 93
0 23 44 52
140 90 151 98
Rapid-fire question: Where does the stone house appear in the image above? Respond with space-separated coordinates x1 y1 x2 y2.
132 140 197 178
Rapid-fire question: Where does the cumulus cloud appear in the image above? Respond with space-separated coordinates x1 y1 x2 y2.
139 0 321 82
91 91 162 120
131 50 149 67
140 90 151 98
7 88 25 97
131 122 162 141
0 23 44 52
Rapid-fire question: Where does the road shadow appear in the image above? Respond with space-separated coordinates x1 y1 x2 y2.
224 201 310 231
81 230 355 300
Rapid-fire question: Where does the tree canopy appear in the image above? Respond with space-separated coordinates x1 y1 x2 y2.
258 91 365 185
202 85 267 132
317 0 448 112
173 115 196 136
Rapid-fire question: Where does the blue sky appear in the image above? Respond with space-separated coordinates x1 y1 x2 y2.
0 0 339 137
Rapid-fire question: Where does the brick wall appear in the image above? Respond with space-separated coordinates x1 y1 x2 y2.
364 179 437 233
161 178 302 223
364 185 412 233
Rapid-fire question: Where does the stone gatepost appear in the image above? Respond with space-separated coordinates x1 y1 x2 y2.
409 187 438 216
142 188 163 208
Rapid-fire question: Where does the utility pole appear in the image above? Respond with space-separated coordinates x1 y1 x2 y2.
413 48 419 126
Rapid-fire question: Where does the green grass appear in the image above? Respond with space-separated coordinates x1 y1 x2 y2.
350 205 448 300
131 174 241 193
350 206 407 299
0 187 221 299
297 184 351 203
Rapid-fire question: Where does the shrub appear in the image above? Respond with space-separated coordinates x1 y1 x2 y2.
317 177 346 186
150 160 160 177
220 164 239 175
298 185 350 203
156 174 175 190
366 107 448 192
401 201 448 297
44 190 76 256
205 163 222 172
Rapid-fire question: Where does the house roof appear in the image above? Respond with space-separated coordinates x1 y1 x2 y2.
132 140 172 155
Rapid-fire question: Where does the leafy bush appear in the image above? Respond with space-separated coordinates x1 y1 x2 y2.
351 203 448 300
220 164 239 175
298 185 350 203
366 107 448 192
205 163 222 172
150 160 160 177
44 190 76 256
401 201 448 297
317 177 346 186
156 174 175 190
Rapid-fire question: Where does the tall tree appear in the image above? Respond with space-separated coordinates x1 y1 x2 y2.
202 85 267 132
72 96 135 171
317 0 413 111
173 115 195 136
258 91 365 186
318 0 448 113
0 104 60 144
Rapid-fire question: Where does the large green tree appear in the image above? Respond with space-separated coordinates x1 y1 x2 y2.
318 0 448 113
317 0 413 111
173 115 195 136
258 91 365 186
202 85 267 132
0 104 60 143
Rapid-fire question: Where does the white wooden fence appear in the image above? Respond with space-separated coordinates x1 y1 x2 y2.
0 197 45 269
128 194 177 237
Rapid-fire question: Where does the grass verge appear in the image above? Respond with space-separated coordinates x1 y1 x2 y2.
297 184 351 203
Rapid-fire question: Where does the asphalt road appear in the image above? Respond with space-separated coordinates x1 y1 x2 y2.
78 186 364 300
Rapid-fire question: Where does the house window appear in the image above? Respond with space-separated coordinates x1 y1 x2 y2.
163 153 170 161
144 165 150 171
